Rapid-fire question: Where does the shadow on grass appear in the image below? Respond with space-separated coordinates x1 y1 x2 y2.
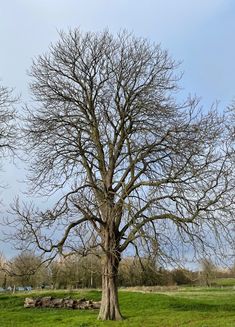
168 297 235 312
120 292 235 319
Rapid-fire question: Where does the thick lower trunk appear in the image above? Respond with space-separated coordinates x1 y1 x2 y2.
98 251 123 320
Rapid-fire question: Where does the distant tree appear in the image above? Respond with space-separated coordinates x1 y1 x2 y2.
200 258 217 287
48 253 102 289
49 260 61 289
118 256 160 286
171 268 194 285
0 252 7 288
5 251 46 288
230 263 235 278
10 29 235 320
118 257 144 286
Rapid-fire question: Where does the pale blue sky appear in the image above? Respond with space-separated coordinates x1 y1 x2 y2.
1 0 235 106
0 0 235 256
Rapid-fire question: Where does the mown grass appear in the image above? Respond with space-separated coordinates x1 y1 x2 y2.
0 287 235 327
213 277 235 287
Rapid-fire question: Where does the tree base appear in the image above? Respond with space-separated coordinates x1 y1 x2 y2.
97 310 124 321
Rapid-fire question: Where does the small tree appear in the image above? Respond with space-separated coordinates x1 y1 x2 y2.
5 251 45 288
0 252 7 288
200 258 217 287
172 268 194 285
10 30 235 320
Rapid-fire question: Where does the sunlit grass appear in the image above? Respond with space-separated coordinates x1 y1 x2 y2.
0 287 235 326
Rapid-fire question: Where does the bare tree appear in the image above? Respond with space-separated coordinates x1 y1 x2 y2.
199 257 217 287
0 251 7 288
0 84 16 277
0 85 16 158
10 29 235 320
4 251 43 288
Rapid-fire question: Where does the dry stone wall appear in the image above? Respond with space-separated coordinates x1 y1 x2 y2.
24 297 101 310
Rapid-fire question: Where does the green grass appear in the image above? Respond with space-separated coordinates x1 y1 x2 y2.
212 278 235 287
0 287 235 326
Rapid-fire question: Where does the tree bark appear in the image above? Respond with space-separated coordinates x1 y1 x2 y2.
98 241 123 320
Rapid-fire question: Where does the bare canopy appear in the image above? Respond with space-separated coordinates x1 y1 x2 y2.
10 30 235 320
0 85 16 156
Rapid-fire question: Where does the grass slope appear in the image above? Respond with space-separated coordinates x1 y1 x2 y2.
0 288 235 327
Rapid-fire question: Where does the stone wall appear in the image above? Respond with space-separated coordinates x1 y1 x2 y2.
24 296 101 309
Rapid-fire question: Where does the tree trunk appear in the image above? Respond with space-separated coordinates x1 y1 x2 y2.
98 248 123 320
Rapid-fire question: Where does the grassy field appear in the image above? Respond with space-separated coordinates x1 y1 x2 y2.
0 287 235 327
213 278 235 287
